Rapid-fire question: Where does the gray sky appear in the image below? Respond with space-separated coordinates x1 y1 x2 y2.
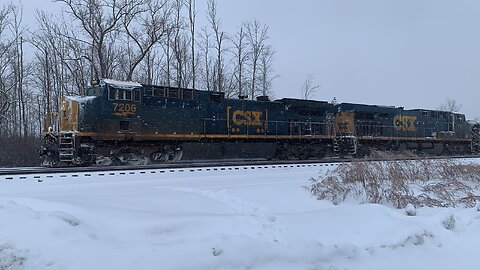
14 0 480 119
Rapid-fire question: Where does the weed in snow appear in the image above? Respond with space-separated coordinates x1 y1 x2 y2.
0 243 27 270
308 157 480 208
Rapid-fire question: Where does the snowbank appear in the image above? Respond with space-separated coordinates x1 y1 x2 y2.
1 161 480 269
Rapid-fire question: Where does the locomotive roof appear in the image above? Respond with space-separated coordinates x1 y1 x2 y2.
101 78 143 89
337 102 401 113
96 79 468 118
406 108 465 115
276 98 330 106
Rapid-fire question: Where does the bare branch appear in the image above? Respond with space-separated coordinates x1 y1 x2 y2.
300 74 320 100
438 98 462 112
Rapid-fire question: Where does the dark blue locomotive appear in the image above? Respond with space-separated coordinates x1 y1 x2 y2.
40 79 478 166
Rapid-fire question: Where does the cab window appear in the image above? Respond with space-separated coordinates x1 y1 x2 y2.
117 89 126 100
108 88 115 100
108 86 135 101
125 90 132 100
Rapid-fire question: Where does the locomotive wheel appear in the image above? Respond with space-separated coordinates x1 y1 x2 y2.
96 156 113 166
96 150 150 166
172 149 183 161
41 154 59 167
150 146 183 163
40 139 59 167
150 152 170 162
117 152 150 165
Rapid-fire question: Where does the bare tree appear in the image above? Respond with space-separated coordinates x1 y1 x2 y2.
54 0 143 79
199 26 213 91
0 0 287 166
137 49 159 85
0 3 43 138
122 0 171 81
170 0 195 88
185 0 196 89
32 11 87 115
171 0 183 87
207 0 227 93
438 98 462 112
161 22 173 86
10 5 27 137
229 24 248 98
245 20 268 100
0 4 13 132
300 74 320 100
258 45 277 97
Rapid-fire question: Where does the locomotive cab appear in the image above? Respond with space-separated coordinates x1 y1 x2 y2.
40 96 80 166
40 81 106 166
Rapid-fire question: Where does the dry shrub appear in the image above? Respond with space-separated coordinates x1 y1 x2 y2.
0 136 41 167
309 156 480 208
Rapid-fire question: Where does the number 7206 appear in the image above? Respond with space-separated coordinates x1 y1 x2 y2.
113 103 137 114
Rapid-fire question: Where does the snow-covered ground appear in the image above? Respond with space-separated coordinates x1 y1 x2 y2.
1 163 480 270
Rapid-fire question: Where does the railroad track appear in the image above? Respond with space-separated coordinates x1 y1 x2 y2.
0 158 338 176
1 155 479 181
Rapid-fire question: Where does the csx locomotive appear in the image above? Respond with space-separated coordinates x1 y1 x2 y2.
40 78 480 166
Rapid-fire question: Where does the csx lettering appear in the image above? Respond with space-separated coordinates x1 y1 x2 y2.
393 115 417 131
232 110 263 126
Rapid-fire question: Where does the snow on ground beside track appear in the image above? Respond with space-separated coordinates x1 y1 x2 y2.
1 161 480 269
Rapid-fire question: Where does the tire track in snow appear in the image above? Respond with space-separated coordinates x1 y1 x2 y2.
155 186 287 243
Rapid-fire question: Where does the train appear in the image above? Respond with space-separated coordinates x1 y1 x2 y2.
40 78 480 166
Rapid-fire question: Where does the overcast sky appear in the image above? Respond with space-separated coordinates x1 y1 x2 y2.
13 0 480 119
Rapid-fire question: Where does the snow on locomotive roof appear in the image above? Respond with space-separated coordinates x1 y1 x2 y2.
101 78 142 89
468 120 479 125
65 96 97 103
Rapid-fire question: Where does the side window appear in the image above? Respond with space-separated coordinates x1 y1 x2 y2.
125 90 132 101
133 89 141 102
144 87 153 96
183 90 193 99
154 87 165 97
168 89 179 98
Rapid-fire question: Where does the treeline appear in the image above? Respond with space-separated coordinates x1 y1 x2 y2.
0 0 277 141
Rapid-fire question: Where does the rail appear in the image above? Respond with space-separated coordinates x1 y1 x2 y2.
1 155 479 181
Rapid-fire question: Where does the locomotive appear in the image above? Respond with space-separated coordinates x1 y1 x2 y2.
40 78 480 166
